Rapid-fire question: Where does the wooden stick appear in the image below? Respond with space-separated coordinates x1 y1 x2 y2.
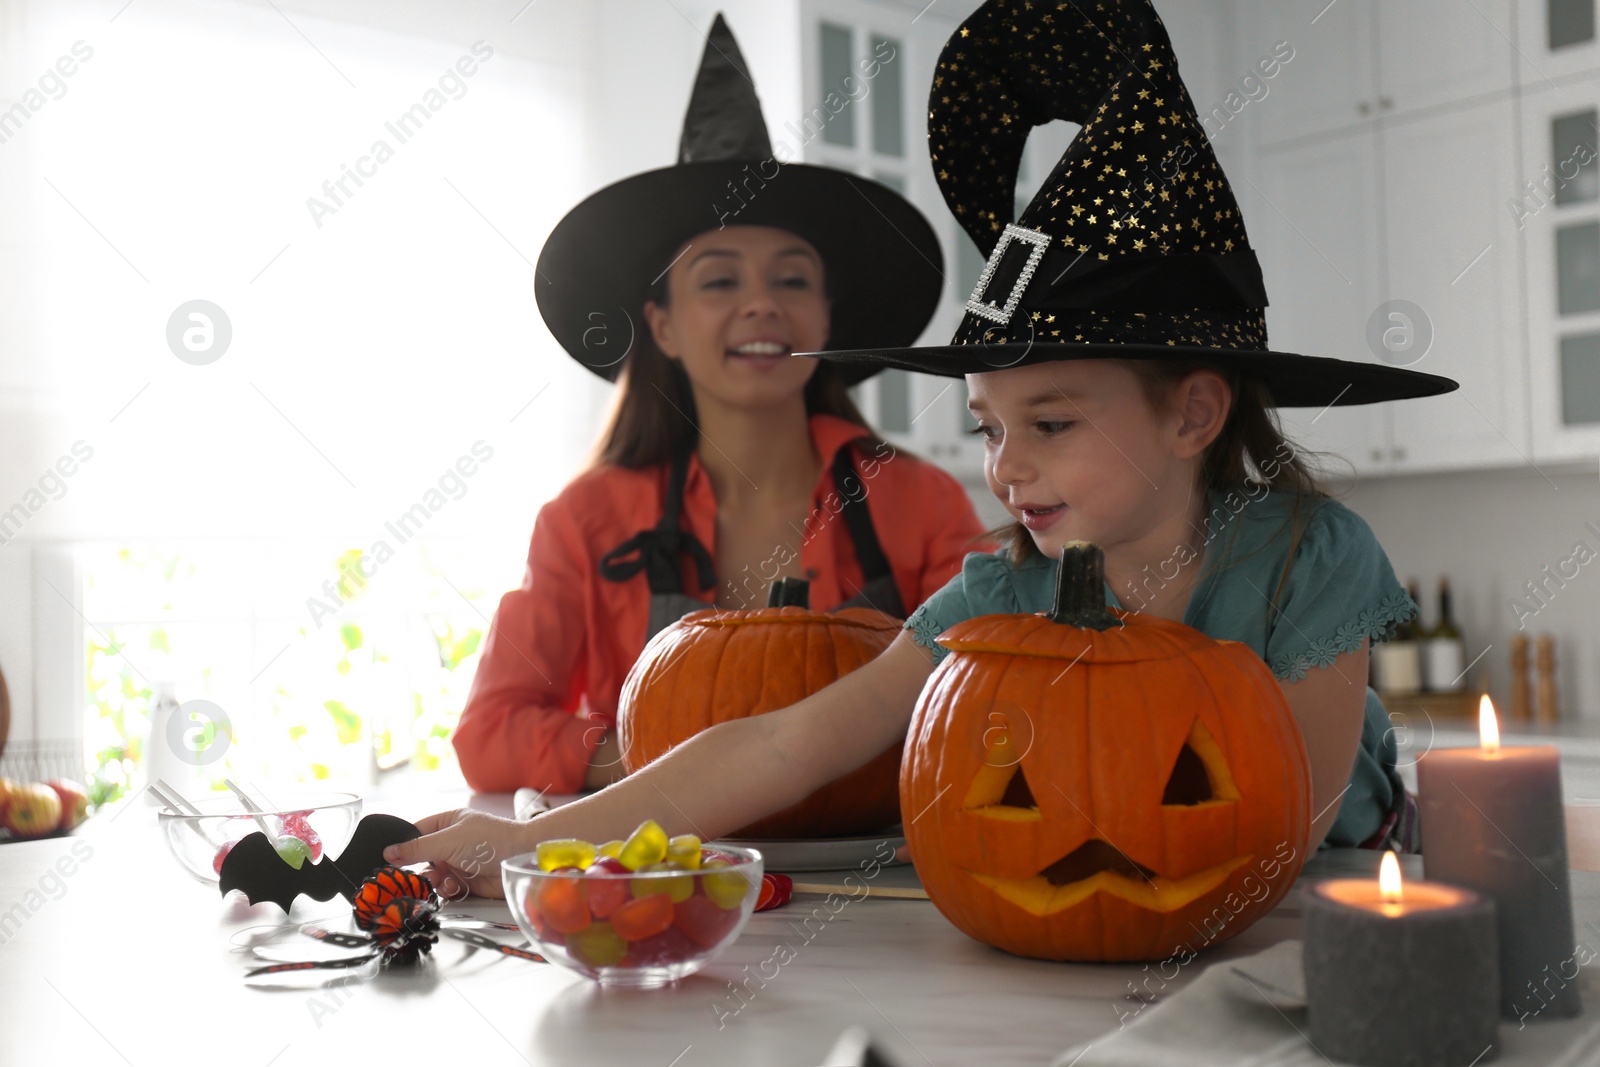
788 881 930 900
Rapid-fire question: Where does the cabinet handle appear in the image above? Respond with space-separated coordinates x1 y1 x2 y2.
1370 448 1384 462
1379 96 1394 111
1358 101 1372 116
1391 446 1406 461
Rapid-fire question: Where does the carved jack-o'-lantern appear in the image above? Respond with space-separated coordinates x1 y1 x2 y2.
901 542 1311 962
620 578 902 839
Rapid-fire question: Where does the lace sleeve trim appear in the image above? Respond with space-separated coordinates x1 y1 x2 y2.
1268 588 1417 683
904 610 951 665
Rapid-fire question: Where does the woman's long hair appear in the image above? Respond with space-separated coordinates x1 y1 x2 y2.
586 272 876 471
991 359 1349 618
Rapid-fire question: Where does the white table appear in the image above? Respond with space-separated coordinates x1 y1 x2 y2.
4 791 1600 1067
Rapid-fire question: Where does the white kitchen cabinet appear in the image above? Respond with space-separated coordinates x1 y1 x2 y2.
1376 1 1515 117
1238 0 1378 146
1240 0 1514 149
1519 74 1600 462
1379 97 1530 472
1248 128 1392 471
1517 0 1600 86
800 0 985 477
1235 0 1533 477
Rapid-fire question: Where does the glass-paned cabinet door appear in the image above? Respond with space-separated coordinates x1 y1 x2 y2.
802 0 1083 479
802 0 982 475
1520 80 1600 460
1518 0 1600 85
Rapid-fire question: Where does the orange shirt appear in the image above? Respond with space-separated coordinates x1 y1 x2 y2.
452 414 991 794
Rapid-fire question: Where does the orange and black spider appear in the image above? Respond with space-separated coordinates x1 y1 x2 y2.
245 866 540 978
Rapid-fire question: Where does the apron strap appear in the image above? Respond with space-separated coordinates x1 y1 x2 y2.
831 445 894 588
597 449 717 595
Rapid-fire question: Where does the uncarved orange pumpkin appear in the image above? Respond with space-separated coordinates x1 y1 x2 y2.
901 541 1311 962
619 578 903 839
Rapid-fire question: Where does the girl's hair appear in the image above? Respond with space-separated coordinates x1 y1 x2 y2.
991 358 1344 619
586 271 877 471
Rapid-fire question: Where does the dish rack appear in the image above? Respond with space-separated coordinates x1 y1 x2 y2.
0 738 84 784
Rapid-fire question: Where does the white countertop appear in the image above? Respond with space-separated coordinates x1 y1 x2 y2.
4 791 1600 1067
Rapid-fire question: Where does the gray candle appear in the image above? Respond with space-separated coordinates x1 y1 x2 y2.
1303 862 1499 1067
1416 698 1580 1021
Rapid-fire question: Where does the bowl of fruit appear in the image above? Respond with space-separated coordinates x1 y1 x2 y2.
503 819 764 988
159 791 362 884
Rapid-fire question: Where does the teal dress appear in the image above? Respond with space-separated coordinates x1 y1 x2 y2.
905 484 1419 848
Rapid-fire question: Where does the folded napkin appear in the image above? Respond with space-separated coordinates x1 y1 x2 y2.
1053 941 1325 1067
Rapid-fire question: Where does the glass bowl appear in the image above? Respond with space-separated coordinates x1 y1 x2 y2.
159 791 362 885
502 844 764 988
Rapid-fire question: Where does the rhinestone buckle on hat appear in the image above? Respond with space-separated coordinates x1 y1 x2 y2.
965 223 1051 326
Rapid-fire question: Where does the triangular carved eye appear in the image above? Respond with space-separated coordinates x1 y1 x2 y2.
964 753 1041 816
1162 719 1241 807
999 765 1037 808
1162 744 1213 805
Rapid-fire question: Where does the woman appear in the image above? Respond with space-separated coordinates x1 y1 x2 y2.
451 15 989 795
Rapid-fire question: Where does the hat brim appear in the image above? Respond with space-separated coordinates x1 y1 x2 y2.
800 342 1460 408
535 162 945 386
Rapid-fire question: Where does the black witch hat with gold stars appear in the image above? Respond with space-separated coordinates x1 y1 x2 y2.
536 13 943 386
805 0 1456 407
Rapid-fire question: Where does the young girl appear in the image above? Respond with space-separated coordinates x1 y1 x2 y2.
390 0 1459 896
452 15 985 796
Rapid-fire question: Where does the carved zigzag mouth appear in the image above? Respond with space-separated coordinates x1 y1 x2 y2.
967 839 1252 914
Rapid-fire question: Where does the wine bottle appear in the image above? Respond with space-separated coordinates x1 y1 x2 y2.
1423 576 1466 692
1374 578 1423 693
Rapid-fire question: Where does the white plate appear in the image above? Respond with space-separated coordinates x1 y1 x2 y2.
716 831 907 872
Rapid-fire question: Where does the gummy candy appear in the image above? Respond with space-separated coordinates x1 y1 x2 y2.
274 836 312 870
280 811 323 862
566 921 627 967
666 834 702 870
583 858 630 919
625 925 696 968
674 894 741 948
610 892 674 942
535 870 592 934
212 839 239 875
635 863 694 904
702 859 750 909
597 839 624 859
536 838 597 872
617 820 668 871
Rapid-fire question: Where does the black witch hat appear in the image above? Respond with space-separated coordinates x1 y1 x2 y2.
806 0 1457 407
535 14 944 386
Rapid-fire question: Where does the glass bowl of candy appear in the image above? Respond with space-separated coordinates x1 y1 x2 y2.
159 791 362 885
502 820 764 988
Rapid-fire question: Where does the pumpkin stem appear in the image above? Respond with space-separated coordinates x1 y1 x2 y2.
1049 542 1121 630
765 577 811 609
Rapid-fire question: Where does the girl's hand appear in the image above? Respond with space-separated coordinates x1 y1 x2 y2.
383 809 535 900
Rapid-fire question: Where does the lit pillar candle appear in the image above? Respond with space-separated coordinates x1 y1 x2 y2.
1303 852 1499 1067
1417 696 1579 1021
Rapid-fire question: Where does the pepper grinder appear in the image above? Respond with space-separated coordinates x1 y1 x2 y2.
1535 634 1560 723
1509 633 1531 722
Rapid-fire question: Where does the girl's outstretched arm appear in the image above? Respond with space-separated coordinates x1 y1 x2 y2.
1278 637 1370 850
386 632 937 897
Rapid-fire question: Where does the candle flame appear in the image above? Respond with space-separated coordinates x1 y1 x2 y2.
1379 850 1402 902
1479 695 1500 754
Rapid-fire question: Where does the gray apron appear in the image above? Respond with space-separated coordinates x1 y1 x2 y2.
598 444 906 644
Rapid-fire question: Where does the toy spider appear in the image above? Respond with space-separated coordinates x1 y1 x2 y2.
245 866 542 977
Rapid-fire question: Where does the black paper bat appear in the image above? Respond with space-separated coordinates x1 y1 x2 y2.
218 813 420 912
